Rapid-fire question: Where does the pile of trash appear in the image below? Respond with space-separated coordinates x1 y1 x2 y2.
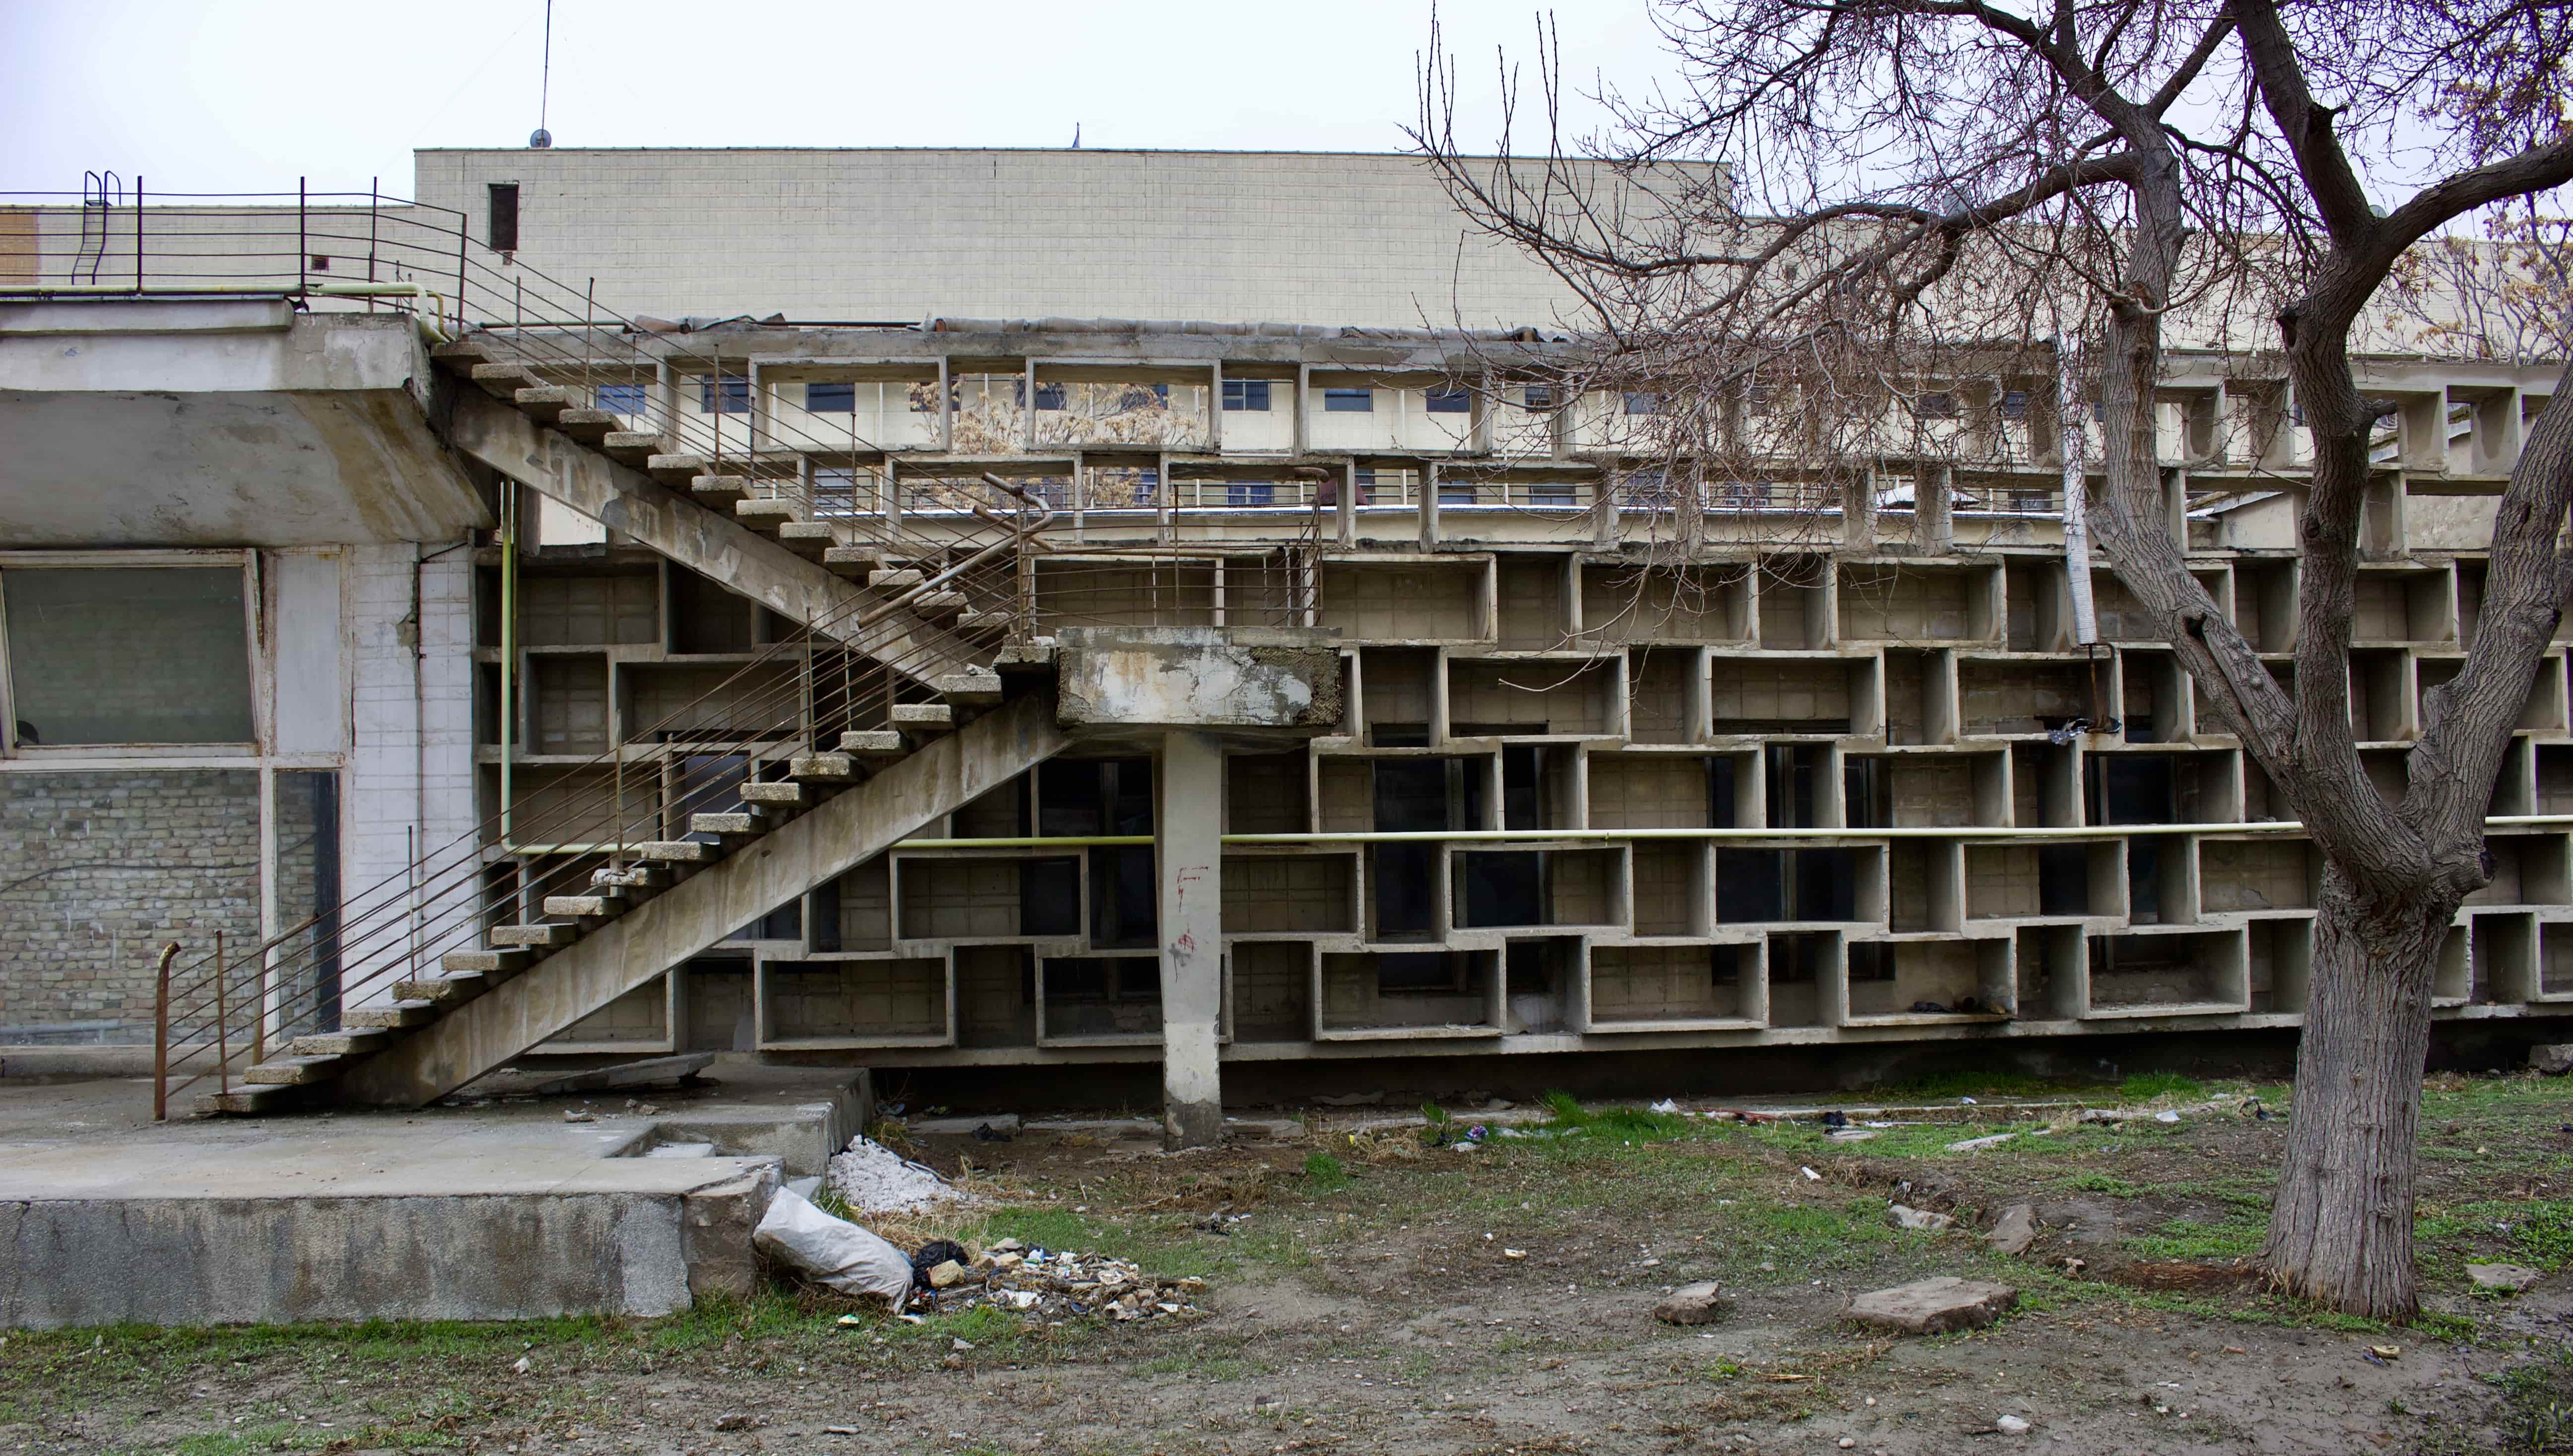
827 1135 965 1213
913 1238 1207 1324
752 1188 1205 1324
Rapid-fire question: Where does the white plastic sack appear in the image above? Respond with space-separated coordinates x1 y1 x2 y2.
751 1187 913 1303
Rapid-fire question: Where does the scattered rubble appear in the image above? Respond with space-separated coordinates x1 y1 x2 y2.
1888 1203 1957 1232
2532 1044 2573 1076
1653 1281 1732 1325
828 1135 966 1214
913 1238 1207 1324
2468 1261 2542 1293
1995 1414 2032 1435
1986 1203 2039 1257
1945 1132 2017 1152
1848 1276 2018 1334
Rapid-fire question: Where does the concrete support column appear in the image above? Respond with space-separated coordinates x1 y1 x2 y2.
1157 729 1225 1149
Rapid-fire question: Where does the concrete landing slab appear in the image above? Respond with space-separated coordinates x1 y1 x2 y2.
0 1057 861 1329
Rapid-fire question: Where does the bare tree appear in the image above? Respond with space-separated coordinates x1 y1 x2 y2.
1419 0 2573 1319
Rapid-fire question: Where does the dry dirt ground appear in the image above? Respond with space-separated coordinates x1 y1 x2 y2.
10 1071 2573 1456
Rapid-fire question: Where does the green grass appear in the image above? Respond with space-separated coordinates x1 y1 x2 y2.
2123 1213 2267 1262
1303 1150 1351 1193
2418 1200 2573 1272
1532 1090 1693 1141
2122 1072 2208 1101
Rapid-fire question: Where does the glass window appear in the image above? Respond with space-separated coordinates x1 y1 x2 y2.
698 375 750 414
1623 391 1662 415
1227 481 1275 507
1324 388 1374 413
1222 379 1271 412
805 382 856 413
3 566 255 744
1521 385 1554 409
2000 390 2030 421
1425 390 1471 414
1916 391 1960 419
597 382 646 415
1032 383 1067 410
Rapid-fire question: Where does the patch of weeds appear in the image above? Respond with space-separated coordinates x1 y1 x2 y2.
2419 1200 2573 1271
2122 1213 2265 1262
1302 1150 1351 1193
2122 1072 2207 1101
1872 1068 2065 1101
1532 1090 1691 1141
2061 1172 2147 1196
2487 1346 2573 1454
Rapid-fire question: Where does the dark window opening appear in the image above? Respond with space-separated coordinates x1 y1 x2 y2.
1708 755 1739 828
1114 383 1167 412
1848 942 1895 981
1915 391 1960 419
1227 481 1276 507
1522 384 1555 409
2001 390 2031 420
1718 847 1859 923
308 255 331 272
1032 383 1067 410
1019 856 1082 937
699 375 750 414
487 183 520 253
1044 956 1159 1002
1324 388 1374 412
1460 851 1547 927
1502 744 1551 831
1377 952 1468 993
1222 379 1272 411
1623 391 1663 415
2038 846 2092 915
598 382 646 415
1426 389 1471 414
806 382 856 413
1843 756 1889 829
1767 744 1826 828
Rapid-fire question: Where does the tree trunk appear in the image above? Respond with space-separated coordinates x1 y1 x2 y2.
2258 863 2457 1321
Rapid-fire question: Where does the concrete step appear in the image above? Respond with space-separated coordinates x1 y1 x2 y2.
289 1029 393 1057
555 407 622 445
344 1002 440 1029
688 810 765 838
431 338 499 371
869 569 927 590
837 730 907 759
736 499 799 533
933 672 1005 708
589 863 669 890
542 894 626 920
601 431 660 466
646 453 709 486
789 752 859 781
633 840 720 864
740 782 809 808
823 545 889 577
955 610 1014 634
197 1082 316 1117
994 642 1058 675
443 948 530 976
890 703 955 738
491 922 581 948
243 1054 349 1087
471 362 543 398
394 973 490 1004
777 522 834 558
910 591 968 615
691 475 750 510
514 386 578 423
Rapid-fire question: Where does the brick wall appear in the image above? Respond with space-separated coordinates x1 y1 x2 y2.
0 770 261 1038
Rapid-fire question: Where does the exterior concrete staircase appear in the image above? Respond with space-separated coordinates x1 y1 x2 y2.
205 692 1070 1114
426 337 1016 689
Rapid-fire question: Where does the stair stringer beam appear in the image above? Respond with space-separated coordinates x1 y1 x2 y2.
335 693 1072 1108
438 385 978 687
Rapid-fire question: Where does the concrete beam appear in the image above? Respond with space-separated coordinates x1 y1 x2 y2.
1158 729 1224 1149
338 693 1070 1107
438 385 975 686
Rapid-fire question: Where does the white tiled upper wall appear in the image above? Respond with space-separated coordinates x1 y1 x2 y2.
411 149 1641 329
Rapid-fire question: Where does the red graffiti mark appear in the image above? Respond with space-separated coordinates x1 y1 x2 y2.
1173 865 1208 910
1174 932 1196 954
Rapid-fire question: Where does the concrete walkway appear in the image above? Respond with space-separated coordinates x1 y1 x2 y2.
0 1059 859 1329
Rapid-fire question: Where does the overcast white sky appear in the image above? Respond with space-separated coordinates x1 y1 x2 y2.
1 1 1666 198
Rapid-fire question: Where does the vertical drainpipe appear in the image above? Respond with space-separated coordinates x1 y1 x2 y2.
500 478 519 849
2058 337 2100 647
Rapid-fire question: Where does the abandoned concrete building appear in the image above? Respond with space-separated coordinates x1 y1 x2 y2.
4 148 2571 1146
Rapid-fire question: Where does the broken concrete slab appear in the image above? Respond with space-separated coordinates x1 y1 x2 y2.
1653 1282 1732 1325
1889 1203 1957 1232
1946 1131 2018 1152
1847 1276 2018 1334
2468 1262 2543 1292
2531 1045 2573 1076
1987 1203 2039 1257
1054 626 1343 729
531 1052 718 1095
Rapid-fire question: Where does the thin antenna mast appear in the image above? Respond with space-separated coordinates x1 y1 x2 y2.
530 0 555 147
